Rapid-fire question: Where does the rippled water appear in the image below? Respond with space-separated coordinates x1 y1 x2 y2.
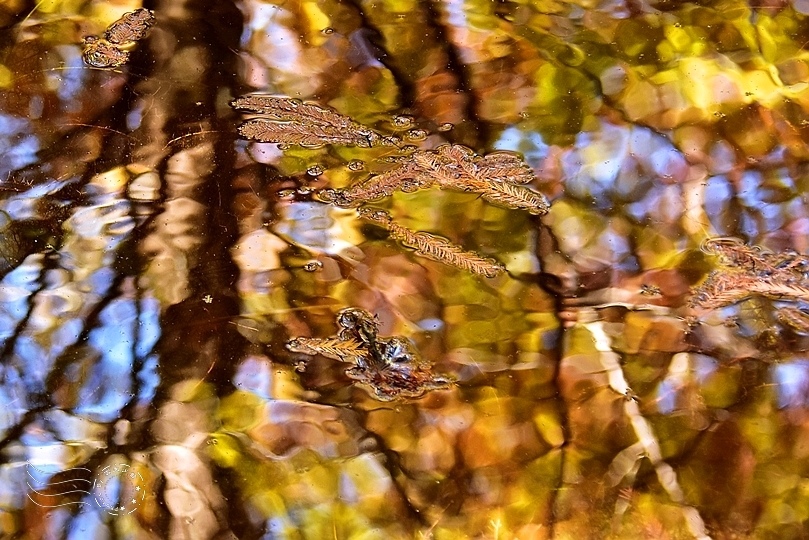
2 0 809 538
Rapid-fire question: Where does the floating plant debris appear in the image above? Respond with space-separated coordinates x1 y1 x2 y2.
233 94 549 272
775 306 809 334
231 95 382 147
82 8 155 68
405 128 428 141
103 8 156 44
286 308 454 401
691 237 809 331
332 144 548 214
358 207 505 278
82 37 130 68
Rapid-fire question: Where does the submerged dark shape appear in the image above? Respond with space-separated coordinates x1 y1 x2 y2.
81 8 155 68
286 308 454 401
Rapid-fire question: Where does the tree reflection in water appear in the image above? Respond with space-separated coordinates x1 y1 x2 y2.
1 0 809 538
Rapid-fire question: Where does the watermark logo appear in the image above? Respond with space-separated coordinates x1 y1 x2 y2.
26 462 146 515
93 463 145 515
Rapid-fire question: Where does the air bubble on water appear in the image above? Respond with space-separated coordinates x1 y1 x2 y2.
277 189 296 198
315 188 336 202
438 123 454 132
297 186 315 195
381 136 401 146
303 260 323 272
392 115 414 128
400 144 417 153
307 164 324 176
401 180 420 193
322 27 334 34
347 159 365 171
406 129 428 141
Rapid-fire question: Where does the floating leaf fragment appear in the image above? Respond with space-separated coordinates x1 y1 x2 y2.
358 207 505 278
333 144 548 214
692 238 809 330
104 8 156 44
81 8 155 68
82 37 130 68
286 308 454 401
232 95 382 147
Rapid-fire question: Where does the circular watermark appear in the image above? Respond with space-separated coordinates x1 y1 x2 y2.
92 464 146 515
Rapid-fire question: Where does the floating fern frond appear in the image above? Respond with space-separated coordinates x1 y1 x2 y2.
334 161 430 205
335 144 549 214
748 279 809 302
689 271 755 309
104 8 155 44
237 119 374 147
776 306 809 333
232 96 381 147
466 177 550 215
477 151 535 185
286 337 366 363
358 207 506 277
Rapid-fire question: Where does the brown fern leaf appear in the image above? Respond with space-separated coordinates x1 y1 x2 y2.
701 237 772 272
327 143 547 213
747 279 809 302
238 118 375 147
416 145 548 214
477 151 535 185
232 95 381 147
286 336 367 363
689 271 755 309
358 207 505 277
104 8 155 44
333 161 432 205
468 178 550 215
776 306 809 333
767 251 809 278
